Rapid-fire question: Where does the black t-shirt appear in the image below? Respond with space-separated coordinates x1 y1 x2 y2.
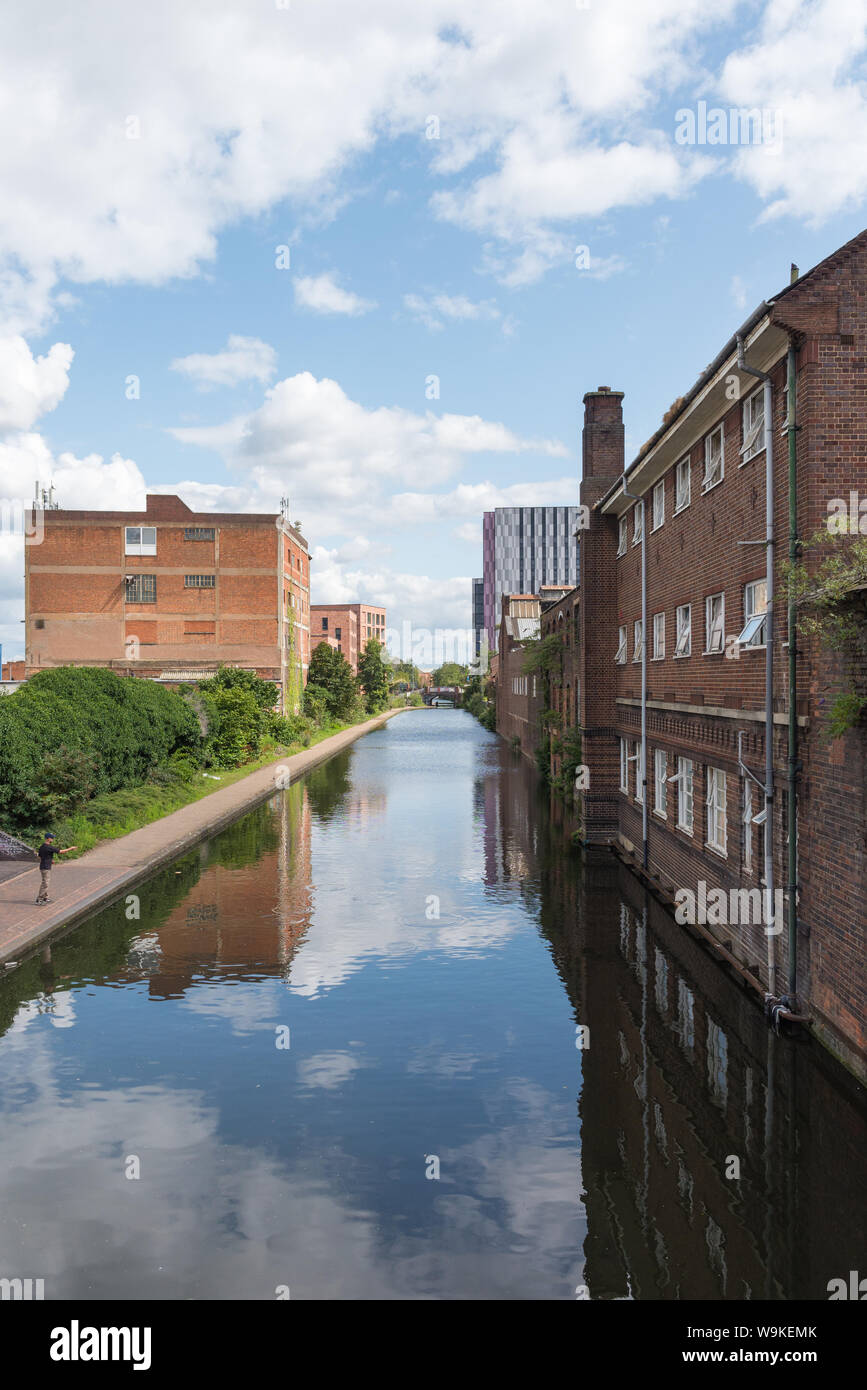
38 844 59 870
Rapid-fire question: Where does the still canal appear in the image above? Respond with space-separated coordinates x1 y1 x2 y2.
0 709 864 1300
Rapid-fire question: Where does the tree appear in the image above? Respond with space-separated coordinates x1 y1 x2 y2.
430 661 468 686
198 665 279 710
307 642 358 721
357 638 390 713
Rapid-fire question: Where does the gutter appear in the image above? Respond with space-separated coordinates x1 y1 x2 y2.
736 334 777 997
621 477 648 869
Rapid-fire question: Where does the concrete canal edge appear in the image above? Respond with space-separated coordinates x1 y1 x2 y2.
0 707 411 970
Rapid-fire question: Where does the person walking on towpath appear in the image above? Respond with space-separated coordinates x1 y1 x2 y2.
35 833 77 904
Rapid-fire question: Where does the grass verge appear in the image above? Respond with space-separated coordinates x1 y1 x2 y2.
32 716 388 858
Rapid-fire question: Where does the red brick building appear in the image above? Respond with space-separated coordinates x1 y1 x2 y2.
310 602 387 674
494 594 543 759
24 494 310 711
570 230 867 1079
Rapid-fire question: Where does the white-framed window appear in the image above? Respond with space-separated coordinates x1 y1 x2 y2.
654 748 667 817
633 619 643 663
743 780 754 873
652 611 665 660
620 737 629 794
738 578 767 648
741 387 765 463
616 624 627 664
635 741 644 803
703 424 724 492
632 500 644 545
125 525 157 556
652 479 665 531
676 757 694 834
706 766 727 855
675 457 691 512
675 603 691 657
705 592 725 654
617 516 627 556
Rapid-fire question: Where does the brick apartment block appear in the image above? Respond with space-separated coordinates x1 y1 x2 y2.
310 603 386 674
571 230 867 1079
495 594 543 759
25 494 310 711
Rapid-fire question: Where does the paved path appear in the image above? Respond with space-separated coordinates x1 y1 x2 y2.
0 708 407 967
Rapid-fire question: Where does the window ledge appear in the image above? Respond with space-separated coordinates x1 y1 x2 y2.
705 843 728 860
701 477 724 495
673 502 690 516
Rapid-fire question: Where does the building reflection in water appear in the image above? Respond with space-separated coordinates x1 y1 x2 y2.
476 746 867 1302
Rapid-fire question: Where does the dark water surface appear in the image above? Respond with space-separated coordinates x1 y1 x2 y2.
0 710 864 1299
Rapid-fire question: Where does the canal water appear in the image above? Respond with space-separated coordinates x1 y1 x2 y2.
0 709 864 1300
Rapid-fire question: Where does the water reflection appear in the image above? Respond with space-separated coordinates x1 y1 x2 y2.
0 709 863 1300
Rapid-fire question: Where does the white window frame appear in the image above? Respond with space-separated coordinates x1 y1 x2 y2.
617 516 627 557
620 737 629 794
740 386 765 463
652 611 665 660
633 619 643 663
616 624 627 665
703 424 724 492
652 479 665 531
676 757 694 835
738 579 767 648
632 500 644 546
705 592 725 654
125 525 157 556
743 780 753 874
675 603 691 658
706 766 727 855
674 457 691 513
654 748 667 817
634 741 644 804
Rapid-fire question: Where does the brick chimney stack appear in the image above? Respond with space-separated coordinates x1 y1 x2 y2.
577 387 624 847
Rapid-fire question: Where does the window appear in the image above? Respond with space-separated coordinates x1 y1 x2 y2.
652 480 665 531
652 611 665 660
654 749 667 817
184 574 215 588
335 626 342 639
125 574 156 603
633 619 643 663
322 617 328 631
617 516 627 556
125 525 156 556
743 780 754 873
738 579 767 648
707 766 727 854
633 500 644 545
675 457 691 512
741 387 765 463
184 527 214 541
616 625 627 664
705 593 725 653
703 424 724 491
675 603 691 657
634 742 644 803
620 738 629 794
676 757 694 834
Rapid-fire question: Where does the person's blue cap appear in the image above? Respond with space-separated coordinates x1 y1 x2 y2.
45 833 54 839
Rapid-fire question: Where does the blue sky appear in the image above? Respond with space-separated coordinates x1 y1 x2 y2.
2 0 867 660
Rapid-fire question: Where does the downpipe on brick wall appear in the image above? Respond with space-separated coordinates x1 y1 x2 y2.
621 474 648 869
736 335 777 1000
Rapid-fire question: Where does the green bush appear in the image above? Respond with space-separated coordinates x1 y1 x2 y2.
203 686 263 767
0 667 202 832
302 682 329 726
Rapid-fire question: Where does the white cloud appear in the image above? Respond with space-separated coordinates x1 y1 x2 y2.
170 335 276 389
0 337 73 433
403 291 507 332
293 272 376 316
3 0 862 325
718 0 867 224
167 371 568 536
454 521 481 543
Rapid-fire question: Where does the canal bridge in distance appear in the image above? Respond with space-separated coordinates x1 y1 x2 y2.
422 686 464 707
